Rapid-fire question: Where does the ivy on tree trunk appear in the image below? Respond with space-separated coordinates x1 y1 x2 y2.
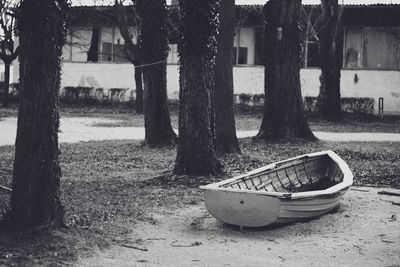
257 0 315 141
174 0 221 175
136 0 177 146
214 0 240 154
316 0 342 120
8 0 68 228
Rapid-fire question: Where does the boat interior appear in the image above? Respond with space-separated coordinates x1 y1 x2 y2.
221 155 345 193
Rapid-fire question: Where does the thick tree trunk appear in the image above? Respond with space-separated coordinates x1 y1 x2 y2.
142 62 177 146
137 0 177 146
9 0 67 228
2 63 10 107
134 67 143 113
316 0 342 120
257 0 315 141
214 0 240 154
174 0 221 175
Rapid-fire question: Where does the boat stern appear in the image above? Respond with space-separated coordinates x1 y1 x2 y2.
202 188 281 227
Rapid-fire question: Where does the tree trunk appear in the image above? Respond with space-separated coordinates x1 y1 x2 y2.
316 0 342 120
87 26 99 62
2 62 10 107
174 0 221 175
257 0 315 141
134 67 143 113
9 0 67 228
137 0 177 146
115 2 143 114
214 0 240 154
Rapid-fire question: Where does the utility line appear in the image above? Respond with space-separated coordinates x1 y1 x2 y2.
134 60 167 69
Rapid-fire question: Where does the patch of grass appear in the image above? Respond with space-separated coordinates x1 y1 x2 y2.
307 113 400 133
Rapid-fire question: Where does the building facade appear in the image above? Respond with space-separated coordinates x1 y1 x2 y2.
7 3 400 115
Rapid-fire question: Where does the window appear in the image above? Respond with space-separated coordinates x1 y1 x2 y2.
363 27 400 70
305 41 320 68
112 27 131 63
232 47 248 65
344 27 362 68
62 26 138 63
233 27 255 65
62 27 99 62
343 27 400 70
98 27 138 63
100 27 113 62
67 27 92 62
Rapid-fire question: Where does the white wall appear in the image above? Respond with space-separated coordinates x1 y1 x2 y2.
61 62 135 89
167 65 180 99
60 62 135 100
60 63 400 115
9 61 400 115
230 67 400 115
60 63 181 101
340 70 400 115
300 69 400 115
233 66 264 94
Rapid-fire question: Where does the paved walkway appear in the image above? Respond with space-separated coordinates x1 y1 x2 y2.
1 117 400 146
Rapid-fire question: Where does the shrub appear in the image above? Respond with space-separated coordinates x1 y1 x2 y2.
303 96 374 114
238 93 251 104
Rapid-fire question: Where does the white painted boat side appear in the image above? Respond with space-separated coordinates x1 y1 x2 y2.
277 190 347 222
279 191 346 207
276 206 338 223
280 198 342 212
204 189 281 227
200 150 353 227
204 189 346 226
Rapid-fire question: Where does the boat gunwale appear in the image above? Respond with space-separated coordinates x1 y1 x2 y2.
199 150 353 200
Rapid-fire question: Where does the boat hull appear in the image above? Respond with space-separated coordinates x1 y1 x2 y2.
200 150 353 227
204 190 280 227
204 188 348 227
276 188 348 224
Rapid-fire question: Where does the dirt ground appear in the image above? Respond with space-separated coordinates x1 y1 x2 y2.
1 107 400 266
78 187 400 267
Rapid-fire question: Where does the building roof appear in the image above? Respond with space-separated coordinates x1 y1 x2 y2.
69 1 400 28
71 0 400 7
235 0 400 5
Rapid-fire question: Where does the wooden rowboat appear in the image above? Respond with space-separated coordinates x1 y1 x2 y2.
200 150 353 227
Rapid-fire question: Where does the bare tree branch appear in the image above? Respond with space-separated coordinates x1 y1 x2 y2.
114 0 141 64
0 0 19 64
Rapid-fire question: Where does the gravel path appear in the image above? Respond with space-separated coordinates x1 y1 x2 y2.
1 117 400 146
